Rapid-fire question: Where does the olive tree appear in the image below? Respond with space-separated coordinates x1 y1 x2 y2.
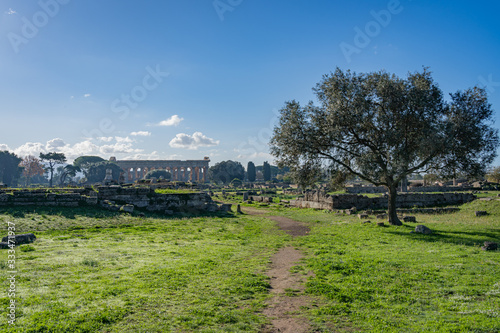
270 68 499 225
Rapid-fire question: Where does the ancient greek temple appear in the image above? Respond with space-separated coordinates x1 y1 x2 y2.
110 157 210 182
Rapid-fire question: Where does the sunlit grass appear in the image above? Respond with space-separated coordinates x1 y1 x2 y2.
0 208 288 332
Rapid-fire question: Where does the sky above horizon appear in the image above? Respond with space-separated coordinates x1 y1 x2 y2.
1 0 500 167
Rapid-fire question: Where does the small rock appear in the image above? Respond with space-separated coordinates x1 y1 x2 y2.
120 205 134 214
219 204 232 212
403 216 416 223
237 204 243 214
481 242 498 251
415 225 432 234
475 211 487 217
1 233 36 246
376 222 385 227
358 214 369 219
362 220 371 224
376 214 387 219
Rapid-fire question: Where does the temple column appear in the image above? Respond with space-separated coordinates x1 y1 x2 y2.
202 167 207 183
195 167 200 182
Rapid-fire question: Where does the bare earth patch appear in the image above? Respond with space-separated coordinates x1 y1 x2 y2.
243 210 313 332
261 246 312 333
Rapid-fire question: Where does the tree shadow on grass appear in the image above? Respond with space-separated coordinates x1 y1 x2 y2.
386 226 500 247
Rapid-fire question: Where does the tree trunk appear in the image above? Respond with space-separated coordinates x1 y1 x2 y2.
387 184 402 225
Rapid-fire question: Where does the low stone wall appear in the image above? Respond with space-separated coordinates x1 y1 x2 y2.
408 186 476 192
345 186 386 194
290 191 476 210
0 186 219 213
97 186 217 213
346 185 476 194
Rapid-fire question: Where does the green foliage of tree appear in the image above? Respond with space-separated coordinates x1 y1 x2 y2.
144 169 171 181
39 152 67 187
59 165 81 186
486 166 500 183
0 151 22 187
263 161 271 181
247 161 256 182
270 67 499 225
73 156 105 179
85 162 123 184
329 170 353 191
230 178 243 187
208 160 245 184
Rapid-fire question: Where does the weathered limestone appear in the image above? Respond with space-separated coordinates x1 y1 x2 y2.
120 205 135 213
219 204 232 212
290 190 476 211
0 186 219 214
414 225 432 234
1 233 36 245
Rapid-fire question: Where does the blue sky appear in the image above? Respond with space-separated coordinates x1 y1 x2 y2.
1 0 499 167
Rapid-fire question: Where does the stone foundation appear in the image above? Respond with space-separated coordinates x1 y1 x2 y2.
0 186 219 213
290 191 476 210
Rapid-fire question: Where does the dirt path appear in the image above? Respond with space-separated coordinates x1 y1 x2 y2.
243 208 313 332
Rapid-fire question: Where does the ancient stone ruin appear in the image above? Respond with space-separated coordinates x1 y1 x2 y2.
0 186 223 214
290 190 476 211
111 157 210 183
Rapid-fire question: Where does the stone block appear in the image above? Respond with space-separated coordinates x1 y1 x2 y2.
475 211 487 217
403 216 416 222
219 204 232 212
120 205 134 213
481 242 498 251
358 214 369 219
414 225 432 234
1 233 36 246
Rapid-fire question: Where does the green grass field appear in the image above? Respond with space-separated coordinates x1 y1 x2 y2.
0 196 499 332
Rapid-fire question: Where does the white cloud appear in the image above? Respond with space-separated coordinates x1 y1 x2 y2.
97 137 114 142
99 142 142 155
84 94 91 98
115 136 134 143
0 144 11 151
156 115 184 127
130 131 151 137
46 138 68 150
169 132 219 150
6 8 16 15
14 142 46 157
